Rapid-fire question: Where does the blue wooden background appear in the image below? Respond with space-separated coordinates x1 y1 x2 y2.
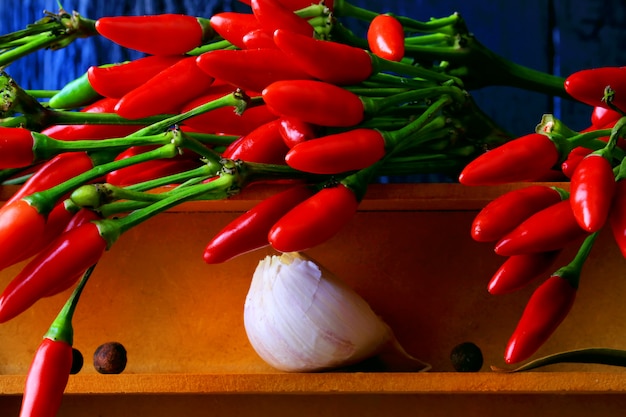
2 0 626 137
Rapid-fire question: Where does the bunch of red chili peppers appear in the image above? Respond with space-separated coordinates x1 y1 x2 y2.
460 67 626 366
0 0 615 413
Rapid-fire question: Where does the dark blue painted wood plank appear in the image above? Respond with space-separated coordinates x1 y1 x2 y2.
554 0 626 131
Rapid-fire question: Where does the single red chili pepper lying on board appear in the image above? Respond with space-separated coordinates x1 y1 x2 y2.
367 14 405 62
203 184 316 263
95 14 214 55
18 265 96 417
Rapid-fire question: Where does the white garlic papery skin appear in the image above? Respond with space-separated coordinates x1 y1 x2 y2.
244 252 418 372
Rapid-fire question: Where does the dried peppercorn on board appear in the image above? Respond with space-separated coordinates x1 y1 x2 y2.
1 183 626 417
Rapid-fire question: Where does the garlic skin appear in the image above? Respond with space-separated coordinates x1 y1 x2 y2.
244 252 428 372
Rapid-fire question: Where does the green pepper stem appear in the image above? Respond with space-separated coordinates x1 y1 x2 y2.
554 232 599 289
25 143 180 215
43 264 97 345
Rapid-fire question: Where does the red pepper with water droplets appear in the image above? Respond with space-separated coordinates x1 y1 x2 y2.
251 0 315 37
204 185 315 263
488 251 561 295
459 132 561 186
87 55 183 99
367 14 405 62
195 49 314 93
95 14 214 55
285 128 386 174
115 56 215 119
471 185 565 243
17 265 95 417
495 199 589 256
0 222 107 323
262 79 365 127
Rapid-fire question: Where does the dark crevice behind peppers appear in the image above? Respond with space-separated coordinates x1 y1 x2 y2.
18 264 96 417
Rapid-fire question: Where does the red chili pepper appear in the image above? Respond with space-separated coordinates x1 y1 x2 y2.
564 66 626 111
209 12 261 49
8 202 78 270
106 145 203 186
0 127 37 169
494 199 589 256
273 28 373 85
278 117 318 148
569 153 616 232
251 0 314 37
87 55 183 99
458 132 561 186
195 49 314 94
560 146 593 179
610 179 626 258
41 208 103 298
222 119 290 164
590 106 622 128
204 184 315 263
471 185 564 243
285 128 386 174
181 89 277 136
115 56 215 119
6 152 107 206
0 222 107 323
95 14 213 55
0 198 47 272
488 251 561 295
41 97 145 140
18 265 94 417
367 14 405 62
504 274 577 363
262 79 365 127
268 182 360 252
243 28 277 49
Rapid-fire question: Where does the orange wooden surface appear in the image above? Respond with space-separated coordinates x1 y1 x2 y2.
1 184 626 416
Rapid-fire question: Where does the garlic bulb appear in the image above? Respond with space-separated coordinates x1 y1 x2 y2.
243 252 430 372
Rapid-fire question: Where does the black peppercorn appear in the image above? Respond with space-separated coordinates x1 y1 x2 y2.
93 341 127 374
70 348 84 374
450 341 483 372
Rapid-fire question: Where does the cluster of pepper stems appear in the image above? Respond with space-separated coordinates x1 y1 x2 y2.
0 0 624 414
